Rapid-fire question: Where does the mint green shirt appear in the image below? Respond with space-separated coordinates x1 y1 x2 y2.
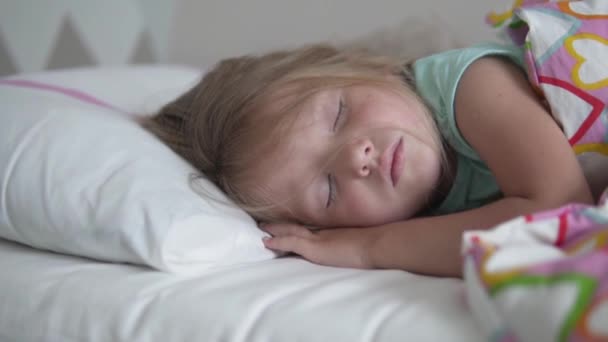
412 42 525 215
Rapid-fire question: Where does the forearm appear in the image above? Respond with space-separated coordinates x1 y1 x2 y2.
368 196 582 277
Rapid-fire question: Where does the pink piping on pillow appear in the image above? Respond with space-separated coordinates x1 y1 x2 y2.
0 79 128 114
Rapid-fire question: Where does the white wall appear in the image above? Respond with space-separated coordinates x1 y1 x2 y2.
0 0 172 75
0 0 513 75
168 0 511 68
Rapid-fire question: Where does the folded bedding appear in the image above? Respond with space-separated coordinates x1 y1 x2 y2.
463 198 608 342
466 2 608 340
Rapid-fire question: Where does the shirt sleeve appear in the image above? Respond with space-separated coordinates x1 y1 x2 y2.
412 42 525 161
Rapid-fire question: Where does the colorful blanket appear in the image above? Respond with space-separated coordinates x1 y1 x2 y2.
464 1 608 341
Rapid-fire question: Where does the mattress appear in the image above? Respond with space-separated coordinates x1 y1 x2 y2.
0 238 482 342
0 65 482 341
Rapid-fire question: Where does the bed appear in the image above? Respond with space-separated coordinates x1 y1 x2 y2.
0 238 481 342
0 65 484 342
3 60 608 341
3 1 608 341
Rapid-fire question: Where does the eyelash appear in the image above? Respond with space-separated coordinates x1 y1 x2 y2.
332 98 345 131
326 174 336 208
327 97 344 208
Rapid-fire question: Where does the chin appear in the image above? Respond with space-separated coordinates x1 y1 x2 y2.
365 212 409 227
348 206 412 227
397 205 424 221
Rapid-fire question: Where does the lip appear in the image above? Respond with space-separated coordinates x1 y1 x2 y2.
390 138 404 187
381 137 403 187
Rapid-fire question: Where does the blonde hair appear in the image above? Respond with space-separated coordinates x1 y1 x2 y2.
142 43 442 222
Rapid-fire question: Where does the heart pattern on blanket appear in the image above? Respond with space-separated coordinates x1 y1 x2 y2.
491 274 597 342
485 0 525 26
519 7 581 63
581 295 608 339
565 33 608 90
538 77 606 146
562 0 608 18
565 230 608 256
474 2 608 341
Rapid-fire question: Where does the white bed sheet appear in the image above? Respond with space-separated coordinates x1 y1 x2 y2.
0 239 482 342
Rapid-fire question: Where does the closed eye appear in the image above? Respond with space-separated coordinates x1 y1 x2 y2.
325 174 336 208
326 96 344 208
332 97 345 131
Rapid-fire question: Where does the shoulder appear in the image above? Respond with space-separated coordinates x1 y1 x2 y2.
412 43 524 98
454 55 537 129
453 55 590 202
412 42 523 82
412 43 525 160
453 55 541 157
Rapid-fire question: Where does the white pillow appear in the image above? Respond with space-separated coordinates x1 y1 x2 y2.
0 66 276 274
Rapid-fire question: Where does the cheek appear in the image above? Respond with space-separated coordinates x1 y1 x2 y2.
336 185 399 226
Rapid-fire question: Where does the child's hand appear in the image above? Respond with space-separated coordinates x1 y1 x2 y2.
260 223 380 269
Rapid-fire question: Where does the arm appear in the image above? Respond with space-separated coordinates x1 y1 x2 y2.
369 56 593 276
368 197 574 277
263 56 593 277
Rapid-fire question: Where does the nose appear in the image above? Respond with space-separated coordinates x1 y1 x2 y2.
343 138 374 177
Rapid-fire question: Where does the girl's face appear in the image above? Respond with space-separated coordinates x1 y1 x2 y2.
252 83 444 228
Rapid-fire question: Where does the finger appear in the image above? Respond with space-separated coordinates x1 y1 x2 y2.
263 242 289 257
262 235 313 256
261 223 314 238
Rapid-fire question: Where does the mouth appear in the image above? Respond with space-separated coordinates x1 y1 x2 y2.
390 138 404 187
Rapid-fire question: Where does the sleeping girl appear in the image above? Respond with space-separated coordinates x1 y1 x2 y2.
142 0 608 277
